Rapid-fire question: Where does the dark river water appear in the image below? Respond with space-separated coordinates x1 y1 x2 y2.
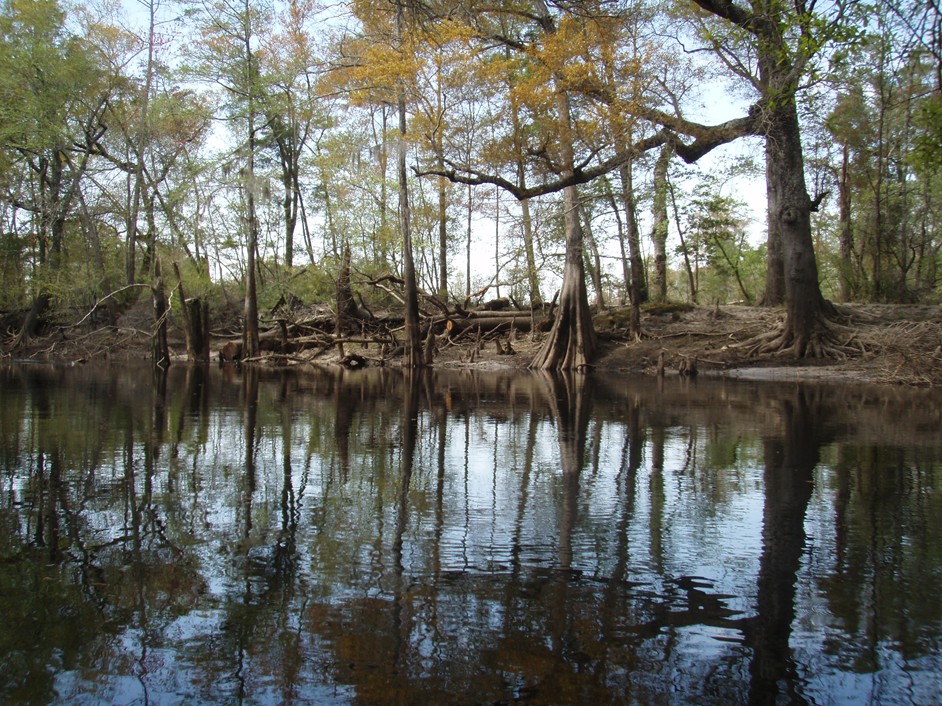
1 363 941 705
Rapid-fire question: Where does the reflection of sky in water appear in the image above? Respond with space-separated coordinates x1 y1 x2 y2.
2 365 941 705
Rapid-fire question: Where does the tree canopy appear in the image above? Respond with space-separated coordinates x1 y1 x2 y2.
0 0 939 368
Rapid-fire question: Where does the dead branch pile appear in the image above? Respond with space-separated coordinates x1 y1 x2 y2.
861 319 942 386
220 285 553 366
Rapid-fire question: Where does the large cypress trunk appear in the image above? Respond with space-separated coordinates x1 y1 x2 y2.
766 98 829 355
530 91 597 371
530 184 597 370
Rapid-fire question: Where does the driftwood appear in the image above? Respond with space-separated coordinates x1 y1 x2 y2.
678 356 698 377
214 270 549 364
444 316 533 336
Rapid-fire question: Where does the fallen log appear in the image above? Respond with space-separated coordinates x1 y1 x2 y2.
444 315 538 336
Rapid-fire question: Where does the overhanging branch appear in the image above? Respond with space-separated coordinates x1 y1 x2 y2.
416 109 761 201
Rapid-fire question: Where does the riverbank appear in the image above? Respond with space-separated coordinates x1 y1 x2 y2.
5 302 941 387
431 303 942 387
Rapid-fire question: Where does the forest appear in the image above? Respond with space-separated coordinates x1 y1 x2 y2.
0 0 939 371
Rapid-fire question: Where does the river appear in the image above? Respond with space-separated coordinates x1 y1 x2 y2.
1 363 940 704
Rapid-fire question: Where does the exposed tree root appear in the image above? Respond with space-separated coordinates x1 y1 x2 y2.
740 311 867 361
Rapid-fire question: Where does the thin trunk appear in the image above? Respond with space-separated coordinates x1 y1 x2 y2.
396 9 423 368
79 191 117 326
508 69 541 304
435 75 448 299
377 108 390 270
668 179 698 304
152 259 170 369
127 0 156 287
466 182 472 298
494 188 500 298
438 163 448 298
603 179 630 305
838 142 854 302
580 202 605 310
617 149 648 306
520 197 541 303
273 118 300 269
241 0 259 359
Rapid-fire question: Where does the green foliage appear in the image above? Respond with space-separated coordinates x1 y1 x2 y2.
824 20 942 303
679 182 761 304
912 93 942 174
0 229 28 310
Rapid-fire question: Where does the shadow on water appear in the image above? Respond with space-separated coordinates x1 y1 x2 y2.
1 363 941 704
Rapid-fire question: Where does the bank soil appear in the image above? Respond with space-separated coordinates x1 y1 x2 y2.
6 302 942 387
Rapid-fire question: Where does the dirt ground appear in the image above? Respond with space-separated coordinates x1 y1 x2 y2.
6 302 942 387
433 303 942 387
604 303 942 386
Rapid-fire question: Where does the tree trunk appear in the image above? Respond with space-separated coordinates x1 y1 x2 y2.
767 98 830 355
336 246 360 334
617 151 648 307
396 10 424 368
243 175 260 359
438 160 448 298
509 70 542 304
603 178 630 305
838 142 854 302
650 145 671 302
580 203 606 311
760 140 786 306
183 298 209 362
530 89 597 371
520 196 541 303
14 151 74 347
669 180 698 304
126 0 158 287
435 71 449 299
80 192 118 326
152 260 171 369
241 0 260 360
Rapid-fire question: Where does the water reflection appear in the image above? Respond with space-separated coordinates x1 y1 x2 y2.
1 364 941 705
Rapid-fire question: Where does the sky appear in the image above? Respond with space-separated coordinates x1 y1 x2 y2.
113 0 771 296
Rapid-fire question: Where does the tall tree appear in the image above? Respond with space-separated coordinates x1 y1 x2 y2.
683 0 863 356
125 0 158 286
525 2 597 369
338 0 427 365
184 0 272 358
419 1 605 368
650 144 672 302
257 0 326 270
395 2 424 367
0 0 112 344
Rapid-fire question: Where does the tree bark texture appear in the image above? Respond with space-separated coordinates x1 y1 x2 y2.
530 88 597 370
617 149 648 307
396 32 424 368
152 261 170 369
767 98 829 355
761 139 786 306
650 145 671 302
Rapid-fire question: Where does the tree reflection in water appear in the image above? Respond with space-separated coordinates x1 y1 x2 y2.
0 364 941 705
